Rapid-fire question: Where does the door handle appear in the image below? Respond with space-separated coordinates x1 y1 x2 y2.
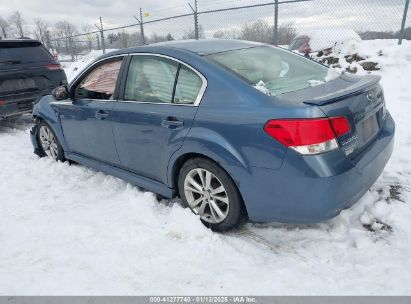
161 116 184 129
95 110 110 120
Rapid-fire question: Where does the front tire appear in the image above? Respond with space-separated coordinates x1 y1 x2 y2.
178 158 245 232
36 121 66 162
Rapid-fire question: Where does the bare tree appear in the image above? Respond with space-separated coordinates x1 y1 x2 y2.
54 21 77 58
9 11 26 38
277 22 297 45
238 20 272 43
33 18 49 44
0 16 10 39
82 24 94 52
148 32 174 44
182 25 205 39
213 28 240 39
212 20 296 45
117 31 129 48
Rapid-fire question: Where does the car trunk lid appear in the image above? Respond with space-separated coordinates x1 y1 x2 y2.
280 73 386 159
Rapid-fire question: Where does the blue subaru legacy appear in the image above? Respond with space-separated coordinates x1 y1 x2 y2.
30 39 395 231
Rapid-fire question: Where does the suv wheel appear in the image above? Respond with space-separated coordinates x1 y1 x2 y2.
178 158 245 231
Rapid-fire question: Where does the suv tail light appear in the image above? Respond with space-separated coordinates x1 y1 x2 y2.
46 63 61 71
264 117 350 155
0 100 5 106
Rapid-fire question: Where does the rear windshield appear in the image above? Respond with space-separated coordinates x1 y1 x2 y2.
206 46 328 96
0 42 53 64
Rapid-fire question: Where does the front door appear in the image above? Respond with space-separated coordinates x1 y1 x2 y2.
57 57 124 164
112 54 205 184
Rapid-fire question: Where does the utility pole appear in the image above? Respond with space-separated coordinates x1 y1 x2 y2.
399 0 410 45
94 17 105 54
96 33 100 50
188 0 199 39
273 0 279 45
133 8 146 45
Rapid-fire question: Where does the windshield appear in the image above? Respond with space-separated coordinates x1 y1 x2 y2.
206 46 328 96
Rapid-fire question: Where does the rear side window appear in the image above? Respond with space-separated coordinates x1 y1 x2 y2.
124 55 204 105
174 65 203 104
0 42 53 63
125 55 178 103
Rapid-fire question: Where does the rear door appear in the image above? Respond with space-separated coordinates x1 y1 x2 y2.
56 56 125 165
0 40 65 109
112 54 206 183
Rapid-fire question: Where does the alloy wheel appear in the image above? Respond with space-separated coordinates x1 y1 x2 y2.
39 125 59 160
183 168 230 224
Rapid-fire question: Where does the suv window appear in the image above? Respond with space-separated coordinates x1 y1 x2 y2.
0 41 53 64
125 55 178 103
174 65 203 104
74 58 123 100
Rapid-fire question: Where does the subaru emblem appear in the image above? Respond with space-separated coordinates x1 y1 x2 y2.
366 90 375 102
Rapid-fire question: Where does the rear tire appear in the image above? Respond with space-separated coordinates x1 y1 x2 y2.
36 121 66 162
178 158 245 232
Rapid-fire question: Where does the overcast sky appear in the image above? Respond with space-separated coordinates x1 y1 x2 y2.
0 0 408 38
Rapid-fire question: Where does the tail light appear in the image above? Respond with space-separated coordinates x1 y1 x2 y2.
0 99 5 106
264 117 350 155
46 63 62 71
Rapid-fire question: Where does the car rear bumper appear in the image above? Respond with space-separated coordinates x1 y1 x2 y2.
0 89 51 117
232 112 395 223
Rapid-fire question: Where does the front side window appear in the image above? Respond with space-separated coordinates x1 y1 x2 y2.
74 58 123 100
206 46 328 96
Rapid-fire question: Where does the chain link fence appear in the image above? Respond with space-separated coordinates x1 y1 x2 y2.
49 0 411 60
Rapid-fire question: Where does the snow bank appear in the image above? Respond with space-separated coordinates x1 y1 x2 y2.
297 28 361 52
1 40 411 295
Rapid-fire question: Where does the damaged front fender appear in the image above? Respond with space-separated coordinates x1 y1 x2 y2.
30 123 43 157
31 95 68 152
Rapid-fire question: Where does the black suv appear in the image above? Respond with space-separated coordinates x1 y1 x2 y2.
0 39 67 118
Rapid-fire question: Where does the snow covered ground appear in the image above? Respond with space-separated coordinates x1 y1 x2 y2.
0 40 411 295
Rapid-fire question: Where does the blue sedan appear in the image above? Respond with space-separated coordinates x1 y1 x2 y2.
30 40 395 231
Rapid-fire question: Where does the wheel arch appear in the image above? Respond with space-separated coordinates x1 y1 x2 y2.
167 129 252 193
32 96 68 152
171 152 215 196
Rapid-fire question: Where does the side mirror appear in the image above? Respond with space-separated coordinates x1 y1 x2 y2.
52 85 69 100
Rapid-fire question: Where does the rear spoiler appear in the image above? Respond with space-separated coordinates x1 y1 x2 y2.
303 74 381 106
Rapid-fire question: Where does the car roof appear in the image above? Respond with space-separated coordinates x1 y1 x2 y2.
104 39 264 59
149 39 263 55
